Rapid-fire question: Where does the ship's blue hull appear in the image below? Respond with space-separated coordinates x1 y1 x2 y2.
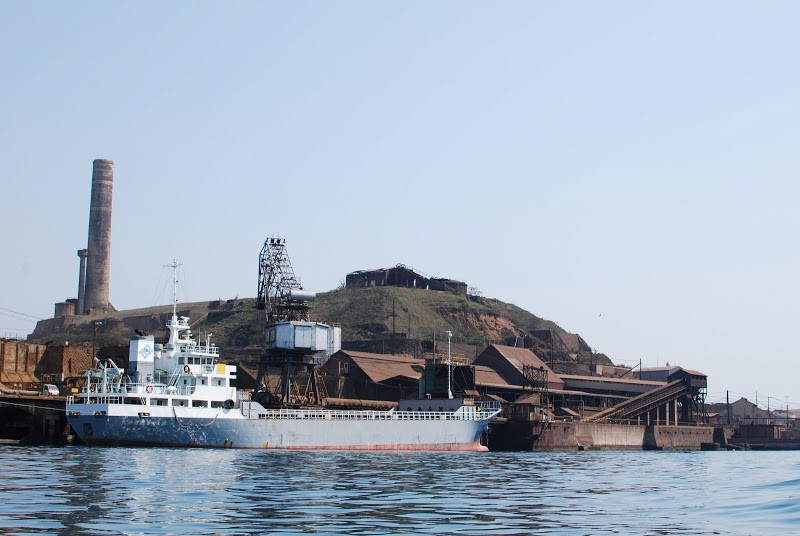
67 403 495 451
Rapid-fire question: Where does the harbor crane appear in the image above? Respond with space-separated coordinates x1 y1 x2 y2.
254 237 340 407
256 237 313 323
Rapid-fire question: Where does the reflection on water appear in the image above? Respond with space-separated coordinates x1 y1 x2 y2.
0 447 798 535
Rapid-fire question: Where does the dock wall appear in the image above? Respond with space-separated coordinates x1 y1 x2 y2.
645 425 713 450
492 421 714 451
539 422 646 450
0 395 71 445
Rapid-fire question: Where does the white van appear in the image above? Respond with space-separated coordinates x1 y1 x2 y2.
42 384 59 396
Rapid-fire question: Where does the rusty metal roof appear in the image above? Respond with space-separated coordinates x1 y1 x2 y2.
0 371 39 384
678 368 706 377
558 374 666 386
342 350 423 383
513 392 541 405
473 364 524 389
548 387 630 400
477 344 565 389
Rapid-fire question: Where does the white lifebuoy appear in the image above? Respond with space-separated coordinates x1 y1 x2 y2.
146 384 153 393
183 365 190 373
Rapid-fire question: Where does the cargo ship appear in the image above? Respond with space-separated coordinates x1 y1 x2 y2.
66 251 500 450
65 311 500 450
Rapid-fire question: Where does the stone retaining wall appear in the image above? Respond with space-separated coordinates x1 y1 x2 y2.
534 422 712 450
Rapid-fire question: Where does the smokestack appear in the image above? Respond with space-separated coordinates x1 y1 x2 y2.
76 248 88 315
84 159 113 313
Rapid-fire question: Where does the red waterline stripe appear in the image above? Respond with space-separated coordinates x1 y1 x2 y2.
275 442 488 452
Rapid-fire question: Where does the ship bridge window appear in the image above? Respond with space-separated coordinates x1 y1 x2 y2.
178 357 185 364
201 379 206 385
192 400 208 408
172 400 187 407
216 379 222 386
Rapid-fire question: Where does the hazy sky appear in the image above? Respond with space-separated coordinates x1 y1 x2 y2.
2 2 798 410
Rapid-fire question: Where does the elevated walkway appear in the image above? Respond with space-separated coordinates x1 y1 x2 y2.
584 379 688 422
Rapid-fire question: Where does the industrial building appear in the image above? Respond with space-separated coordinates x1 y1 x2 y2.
313 342 716 449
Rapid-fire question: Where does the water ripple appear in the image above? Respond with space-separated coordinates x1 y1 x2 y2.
0 447 798 534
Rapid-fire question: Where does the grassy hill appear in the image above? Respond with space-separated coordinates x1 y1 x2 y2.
314 287 549 344
30 286 610 366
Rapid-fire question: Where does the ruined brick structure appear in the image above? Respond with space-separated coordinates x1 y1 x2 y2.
346 264 468 296
0 340 46 389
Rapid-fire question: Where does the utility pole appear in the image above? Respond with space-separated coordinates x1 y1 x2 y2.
92 320 103 361
726 390 731 425
446 329 453 399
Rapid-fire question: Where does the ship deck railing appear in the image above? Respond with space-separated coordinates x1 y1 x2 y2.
177 343 219 356
68 395 127 405
71 382 215 400
244 406 499 421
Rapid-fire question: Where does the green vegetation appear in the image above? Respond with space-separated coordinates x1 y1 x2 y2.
30 286 611 366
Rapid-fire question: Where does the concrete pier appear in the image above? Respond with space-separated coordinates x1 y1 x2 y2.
491 420 714 451
0 394 71 445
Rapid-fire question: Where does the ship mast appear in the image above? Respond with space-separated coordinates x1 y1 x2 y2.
165 259 184 346
167 259 181 321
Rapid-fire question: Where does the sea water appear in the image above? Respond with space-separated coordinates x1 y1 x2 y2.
0 447 798 535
